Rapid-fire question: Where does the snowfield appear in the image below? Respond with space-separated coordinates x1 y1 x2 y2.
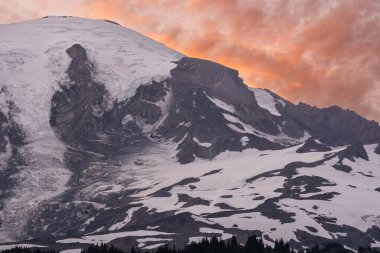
50 143 380 249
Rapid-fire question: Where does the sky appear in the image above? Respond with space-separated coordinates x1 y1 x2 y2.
1 0 380 122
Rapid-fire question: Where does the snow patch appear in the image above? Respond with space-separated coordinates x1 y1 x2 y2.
193 137 212 148
205 94 235 114
57 230 174 244
121 114 134 125
60 249 83 253
240 136 249 147
109 207 140 231
251 89 282 116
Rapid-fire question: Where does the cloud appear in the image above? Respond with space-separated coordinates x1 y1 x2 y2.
1 0 379 122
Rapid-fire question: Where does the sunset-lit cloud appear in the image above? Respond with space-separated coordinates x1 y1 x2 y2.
1 0 379 122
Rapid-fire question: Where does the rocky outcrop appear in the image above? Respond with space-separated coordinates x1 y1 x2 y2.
282 103 380 146
296 138 331 153
50 44 171 157
0 112 7 152
375 144 380 155
338 143 369 162
50 44 109 146
156 57 282 163
0 95 26 152
168 57 280 135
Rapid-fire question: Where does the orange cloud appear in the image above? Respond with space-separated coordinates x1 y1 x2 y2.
1 0 379 122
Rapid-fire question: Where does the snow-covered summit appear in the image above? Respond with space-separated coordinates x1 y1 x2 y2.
0 16 182 141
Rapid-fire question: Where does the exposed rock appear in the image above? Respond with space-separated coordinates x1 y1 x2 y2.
305 226 318 233
150 177 201 197
202 169 223 177
375 144 380 155
282 119 305 139
50 44 167 157
333 164 352 173
338 143 369 162
50 44 109 146
367 226 380 241
296 138 331 153
291 230 333 250
220 195 233 199
177 194 211 207
0 112 8 152
254 200 296 223
157 57 283 163
282 103 380 146
214 203 240 210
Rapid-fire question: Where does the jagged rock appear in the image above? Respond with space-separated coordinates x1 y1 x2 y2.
0 112 8 152
168 57 280 135
282 103 380 146
375 144 380 155
50 44 109 145
333 164 352 173
296 138 331 153
338 143 369 162
282 119 305 139
50 44 170 156
156 57 282 163
123 79 170 126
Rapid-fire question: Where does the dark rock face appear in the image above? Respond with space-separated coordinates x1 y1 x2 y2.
333 164 352 173
177 193 210 207
0 112 7 152
375 144 380 155
330 143 368 174
0 100 27 225
50 44 174 158
338 143 369 162
50 44 109 146
0 87 26 152
282 119 305 139
168 57 280 134
296 138 331 153
282 103 380 146
156 57 283 163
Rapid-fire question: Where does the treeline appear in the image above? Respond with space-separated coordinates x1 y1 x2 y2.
1 235 379 253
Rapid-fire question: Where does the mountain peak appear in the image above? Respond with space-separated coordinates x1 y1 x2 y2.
0 17 380 250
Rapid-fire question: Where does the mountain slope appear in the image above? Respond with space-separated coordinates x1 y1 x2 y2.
0 17 379 251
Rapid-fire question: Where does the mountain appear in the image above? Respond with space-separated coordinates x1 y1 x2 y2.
0 16 379 251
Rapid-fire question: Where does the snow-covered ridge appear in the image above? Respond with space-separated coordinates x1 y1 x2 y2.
0 16 182 141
